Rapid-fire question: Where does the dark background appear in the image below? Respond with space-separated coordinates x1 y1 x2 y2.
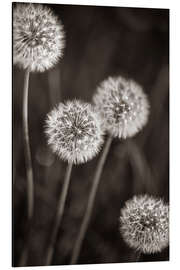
13 3 169 266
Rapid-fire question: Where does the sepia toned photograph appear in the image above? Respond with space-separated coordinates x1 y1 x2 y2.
12 2 169 267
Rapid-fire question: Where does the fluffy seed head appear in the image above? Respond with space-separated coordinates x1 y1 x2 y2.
13 3 65 72
93 76 150 139
119 194 169 254
45 100 104 164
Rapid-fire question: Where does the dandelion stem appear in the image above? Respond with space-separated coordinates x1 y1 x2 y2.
46 162 73 265
22 68 34 221
18 68 34 266
70 135 113 264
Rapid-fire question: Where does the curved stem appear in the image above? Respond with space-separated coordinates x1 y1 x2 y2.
70 135 113 264
45 162 73 265
18 68 34 266
22 68 34 220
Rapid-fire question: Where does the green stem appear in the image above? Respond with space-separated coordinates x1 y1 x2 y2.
70 135 113 264
45 162 73 265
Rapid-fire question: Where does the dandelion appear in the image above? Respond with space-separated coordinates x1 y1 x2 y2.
13 3 65 72
93 76 150 139
71 76 150 264
45 100 104 265
13 3 65 266
45 100 104 164
119 195 169 255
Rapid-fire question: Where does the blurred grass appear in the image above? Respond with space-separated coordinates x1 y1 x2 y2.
13 4 169 266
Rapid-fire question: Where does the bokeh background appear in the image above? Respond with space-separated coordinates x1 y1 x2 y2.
13 3 169 266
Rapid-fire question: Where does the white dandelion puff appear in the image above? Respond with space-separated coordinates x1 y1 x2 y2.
45 100 104 164
93 76 150 139
119 194 169 254
13 3 65 72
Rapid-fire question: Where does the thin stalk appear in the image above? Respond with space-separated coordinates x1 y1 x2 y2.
22 68 34 220
18 68 34 266
45 162 73 265
70 135 113 264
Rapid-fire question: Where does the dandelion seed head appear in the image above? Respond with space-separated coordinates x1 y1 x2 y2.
93 76 150 139
119 194 169 254
45 100 104 164
13 3 65 72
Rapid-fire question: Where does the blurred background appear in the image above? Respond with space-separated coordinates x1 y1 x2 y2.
13 3 169 266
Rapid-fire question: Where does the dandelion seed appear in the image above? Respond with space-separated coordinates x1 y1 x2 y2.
13 3 65 72
119 194 169 254
45 100 104 164
93 76 150 139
